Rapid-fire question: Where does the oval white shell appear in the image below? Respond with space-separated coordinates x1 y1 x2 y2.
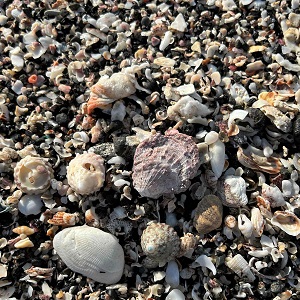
18 195 43 216
53 225 124 284
209 139 225 179
166 289 185 300
165 260 180 288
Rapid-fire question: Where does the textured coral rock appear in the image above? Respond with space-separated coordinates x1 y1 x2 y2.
132 129 200 199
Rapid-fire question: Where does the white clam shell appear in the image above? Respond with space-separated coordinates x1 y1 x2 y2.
209 139 225 179
53 225 124 284
226 254 255 282
166 289 185 300
18 194 43 216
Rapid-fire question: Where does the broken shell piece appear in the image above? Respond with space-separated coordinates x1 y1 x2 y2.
261 183 286 207
141 223 181 267
47 212 79 226
14 237 34 249
178 233 198 257
14 156 54 194
238 214 253 239
193 195 223 234
12 226 35 236
217 175 248 207
209 139 225 179
53 225 125 284
166 289 185 300
67 152 105 195
194 254 216 275
271 211 300 236
132 130 200 199
251 207 265 237
226 254 255 282
18 194 44 216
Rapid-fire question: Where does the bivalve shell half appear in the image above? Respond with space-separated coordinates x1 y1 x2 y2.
193 195 223 234
226 254 255 282
271 211 300 236
53 225 125 284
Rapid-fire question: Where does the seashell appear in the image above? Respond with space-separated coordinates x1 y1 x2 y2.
141 222 181 267
261 183 285 207
209 139 225 179
237 145 282 174
47 212 79 226
193 195 223 234
178 233 198 258
166 289 185 300
18 194 44 216
251 207 265 237
14 156 54 194
217 175 248 207
238 214 253 239
226 254 255 282
12 226 35 236
194 254 216 275
153 57 176 67
224 215 237 229
205 131 219 145
165 260 180 288
53 225 124 284
170 13 187 32
14 237 34 249
66 152 105 195
85 207 100 227
132 130 200 199
230 83 250 105
271 211 300 236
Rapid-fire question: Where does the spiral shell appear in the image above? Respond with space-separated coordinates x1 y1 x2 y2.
226 254 255 282
14 156 54 194
141 222 181 267
271 211 300 236
66 152 105 195
132 129 200 199
53 225 124 284
193 195 223 234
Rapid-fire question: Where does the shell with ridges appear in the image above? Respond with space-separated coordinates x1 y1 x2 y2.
193 195 223 234
271 211 300 236
132 129 200 199
47 212 79 226
13 156 54 195
53 225 124 284
226 254 255 282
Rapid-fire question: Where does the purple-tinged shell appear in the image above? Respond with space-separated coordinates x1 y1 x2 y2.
132 130 200 199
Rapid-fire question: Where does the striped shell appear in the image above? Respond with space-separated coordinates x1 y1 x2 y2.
47 212 79 226
226 254 255 282
53 225 124 284
132 130 200 199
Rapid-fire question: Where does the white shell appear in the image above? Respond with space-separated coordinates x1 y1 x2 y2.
18 194 43 216
261 183 286 207
251 207 265 237
166 289 185 300
209 139 225 179
238 214 253 239
271 211 300 236
165 260 180 288
226 254 255 282
53 225 124 284
194 254 216 275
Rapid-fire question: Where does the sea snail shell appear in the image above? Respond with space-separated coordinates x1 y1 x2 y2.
53 225 125 284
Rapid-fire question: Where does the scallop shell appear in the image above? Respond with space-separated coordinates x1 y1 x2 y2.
66 152 105 195
53 225 124 284
14 156 54 195
141 222 181 267
47 212 79 226
271 211 300 236
217 175 248 207
226 254 255 282
193 195 223 234
132 129 200 199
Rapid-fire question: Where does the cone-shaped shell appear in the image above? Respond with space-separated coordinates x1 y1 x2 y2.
226 254 255 282
193 195 223 234
271 211 300 236
132 130 200 199
53 225 124 284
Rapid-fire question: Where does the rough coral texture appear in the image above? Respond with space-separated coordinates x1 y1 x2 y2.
132 129 200 199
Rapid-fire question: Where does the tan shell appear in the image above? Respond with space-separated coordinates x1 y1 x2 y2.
132 129 200 199
251 207 265 237
14 237 34 249
47 212 79 226
224 215 237 229
12 226 35 236
67 152 105 195
141 222 181 267
271 211 300 236
14 156 54 194
193 195 223 234
178 233 198 257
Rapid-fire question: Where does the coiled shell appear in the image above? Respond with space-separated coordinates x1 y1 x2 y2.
66 153 105 195
226 254 255 282
141 222 181 267
14 156 54 194
271 211 300 236
193 195 223 234
132 129 200 199
53 225 124 284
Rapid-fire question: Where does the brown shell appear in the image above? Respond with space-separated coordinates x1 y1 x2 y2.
193 195 223 234
132 129 200 199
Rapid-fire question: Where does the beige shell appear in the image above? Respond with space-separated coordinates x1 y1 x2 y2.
271 211 300 236
14 237 34 249
224 215 237 229
178 233 198 257
12 226 35 236
66 152 105 195
14 156 54 194
251 207 265 237
226 254 255 282
53 225 125 284
47 212 79 226
193 195 223 234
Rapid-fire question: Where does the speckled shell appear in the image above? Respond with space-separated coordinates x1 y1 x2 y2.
13 156 54 195
193 195 223 234
66 152 105 195
132 130 200 199
53 225 124 284
179 233 198 257
141 223 181 266
217 175 248 207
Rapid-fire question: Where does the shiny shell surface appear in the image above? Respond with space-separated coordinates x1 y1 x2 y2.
271 211 300 236
132 130 200 199
193 195 223 234
53 225 124 284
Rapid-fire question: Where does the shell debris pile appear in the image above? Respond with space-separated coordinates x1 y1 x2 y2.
1 0 300 299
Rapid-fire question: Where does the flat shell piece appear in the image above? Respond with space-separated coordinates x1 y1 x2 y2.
53 225 124 284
